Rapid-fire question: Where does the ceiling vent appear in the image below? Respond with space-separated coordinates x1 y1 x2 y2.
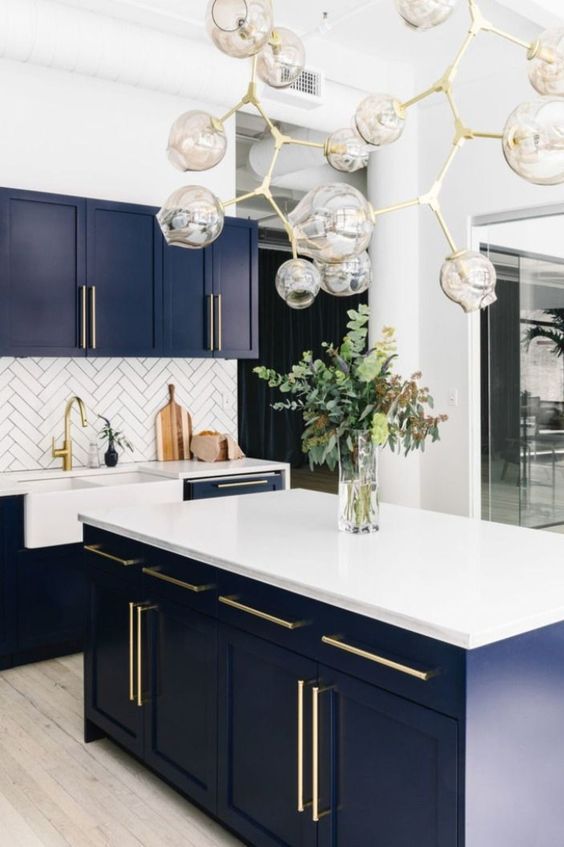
262 67 325 110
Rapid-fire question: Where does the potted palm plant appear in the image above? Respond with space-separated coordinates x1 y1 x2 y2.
255 305 447 534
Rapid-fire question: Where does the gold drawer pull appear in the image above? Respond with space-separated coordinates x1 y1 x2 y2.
209 294 215 351
321 635 435 682
217 480 270 489
129 602 136 702
84 544 142 567
80 285 87 350
136 604 157 707
143 567 214 594
312 685 332 822
219 595 305 630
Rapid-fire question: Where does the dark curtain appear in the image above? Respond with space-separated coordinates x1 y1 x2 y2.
238 248 367 467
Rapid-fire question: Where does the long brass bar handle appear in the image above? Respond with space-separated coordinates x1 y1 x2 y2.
143 567 215 594
89 285 97 350
321 635 435 682
84 544 142 567
136 604 157 708
129 602 136 702
219 595 306 630
80 286 87 350
209 294 215 351
216 294 222 352
312 686 332 823
216 480 270 490
298 680 306 812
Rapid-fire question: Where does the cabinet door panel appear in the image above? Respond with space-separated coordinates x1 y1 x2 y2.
0 188 85 355
0 498 19 658
218 625 317 847
212 219 258 359
84 571 144 756
145 599 217 813
86 200 162 356
318 668 459 847
163 240 213 357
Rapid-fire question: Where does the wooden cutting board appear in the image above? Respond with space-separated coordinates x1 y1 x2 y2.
155 384 192 462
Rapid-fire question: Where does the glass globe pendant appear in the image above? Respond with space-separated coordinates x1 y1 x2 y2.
355 94 406 147
528 29 564 96
315 253 372 296
395 0 457 30
256 27 305 88
289 184 374 264
275 259 321 309
206 0 273 59
503 99 564 185
325 128 371 173
157 186 224 249
167 111 227 172
440 251 497 313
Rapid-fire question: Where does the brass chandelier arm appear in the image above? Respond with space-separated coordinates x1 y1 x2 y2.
431 206 459 255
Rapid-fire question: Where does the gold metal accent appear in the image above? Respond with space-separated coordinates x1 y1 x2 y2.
143 567 215 594
321 635 436 681
219 595 306 630
84 544 142 567
216 294 223 352
298 680 306 813
136 604 157 707
312 686 332 823
80 286 87 350
89 286 97 350
129 602 136 702
216 479 270 489
51 396 88 472
209 294 215 352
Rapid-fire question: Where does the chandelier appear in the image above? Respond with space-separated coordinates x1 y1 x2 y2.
158 0 564 313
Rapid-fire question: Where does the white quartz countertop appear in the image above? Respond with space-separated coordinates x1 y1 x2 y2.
79 488 564 650
0 458 289 497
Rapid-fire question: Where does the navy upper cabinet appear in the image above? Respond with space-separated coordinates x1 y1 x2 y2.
86 200 163 357
211 218 258 359
162 240 212 358
0 188 86 356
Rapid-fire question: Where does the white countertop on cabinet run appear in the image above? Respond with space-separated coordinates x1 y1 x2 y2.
79 488 564 650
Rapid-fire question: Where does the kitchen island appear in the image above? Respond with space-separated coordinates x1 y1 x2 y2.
80 489 564 847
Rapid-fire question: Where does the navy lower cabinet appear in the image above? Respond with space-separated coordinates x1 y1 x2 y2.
0 499 17 666
218 625 318 847
316 668 458 847
144 598 218 814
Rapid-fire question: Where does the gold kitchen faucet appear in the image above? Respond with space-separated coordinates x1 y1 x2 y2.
52 396 89 471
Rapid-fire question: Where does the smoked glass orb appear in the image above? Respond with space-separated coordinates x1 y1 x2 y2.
316 253 372 297
157 186 224 249
440 251 497 313
503 99 564 185
275 259 321 310
528 29 564 96
256 27 305 88
395 0 457 29
289 184 374 264
206 0 273 59
167 111 227 172
326 128 371 173
355 94 406 147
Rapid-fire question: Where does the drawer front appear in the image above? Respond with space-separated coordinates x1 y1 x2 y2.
83 526 146 589
185 472 283 501
142 548 217 617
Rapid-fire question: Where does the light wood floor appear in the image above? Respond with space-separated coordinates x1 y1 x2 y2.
0 654 243 847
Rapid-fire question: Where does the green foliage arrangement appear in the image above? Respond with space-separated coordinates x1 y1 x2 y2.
255 305 447 471
97 415 134 453
524 309 564 358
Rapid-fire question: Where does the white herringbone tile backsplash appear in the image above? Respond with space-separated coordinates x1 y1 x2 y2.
0 357 238 472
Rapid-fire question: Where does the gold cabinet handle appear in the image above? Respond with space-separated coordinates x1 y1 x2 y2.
129 602 137 702
298 680 307 813
219 595 306 630
136 603 157 707
312 685 332 823
216 480 270 490
216 294 222 352
143 567 215 594
321 635 436 682
80 286 87 350
89 285 97 349
209 294 215 351
84 544 142 567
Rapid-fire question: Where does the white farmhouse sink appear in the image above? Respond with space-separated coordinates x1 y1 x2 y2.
23 473 183 548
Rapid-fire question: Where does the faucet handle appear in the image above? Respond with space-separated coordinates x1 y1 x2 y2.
52 437 66 459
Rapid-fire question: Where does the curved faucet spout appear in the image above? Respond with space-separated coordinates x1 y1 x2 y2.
52 396 89 471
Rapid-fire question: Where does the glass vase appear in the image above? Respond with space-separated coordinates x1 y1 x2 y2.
338 432 379 534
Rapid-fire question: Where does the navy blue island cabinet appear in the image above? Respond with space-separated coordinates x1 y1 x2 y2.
0 187 259 359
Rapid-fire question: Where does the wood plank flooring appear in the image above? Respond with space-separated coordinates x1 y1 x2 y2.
0 655 243 847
